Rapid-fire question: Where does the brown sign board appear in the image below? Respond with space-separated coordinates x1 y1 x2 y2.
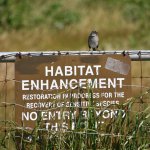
15 55 131 131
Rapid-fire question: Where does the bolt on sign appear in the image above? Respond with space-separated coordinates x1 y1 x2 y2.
15 55 131 131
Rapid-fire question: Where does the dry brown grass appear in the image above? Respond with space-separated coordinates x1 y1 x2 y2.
0 5 148 51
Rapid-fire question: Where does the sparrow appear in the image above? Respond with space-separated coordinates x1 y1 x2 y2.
88 31 99 51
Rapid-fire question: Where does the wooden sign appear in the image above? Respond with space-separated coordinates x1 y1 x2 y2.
15 55 131 131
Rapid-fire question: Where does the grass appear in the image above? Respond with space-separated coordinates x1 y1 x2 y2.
0 88 150 150
0 0 149 51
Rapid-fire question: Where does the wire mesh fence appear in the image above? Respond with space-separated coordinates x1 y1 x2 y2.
0 50 150 149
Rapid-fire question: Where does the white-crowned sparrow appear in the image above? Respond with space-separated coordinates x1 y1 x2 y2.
88 31 99 51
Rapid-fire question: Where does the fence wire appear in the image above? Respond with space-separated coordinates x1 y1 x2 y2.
0 50 150 61
0 51 150 149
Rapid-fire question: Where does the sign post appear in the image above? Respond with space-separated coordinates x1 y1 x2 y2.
15 55 131 131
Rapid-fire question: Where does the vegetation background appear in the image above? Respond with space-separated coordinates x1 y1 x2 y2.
0 0 149 51
0 0 150 149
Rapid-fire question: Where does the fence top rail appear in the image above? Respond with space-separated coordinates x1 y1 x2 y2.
0 50 150 61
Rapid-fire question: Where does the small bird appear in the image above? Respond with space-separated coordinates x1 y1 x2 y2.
88 31 99 51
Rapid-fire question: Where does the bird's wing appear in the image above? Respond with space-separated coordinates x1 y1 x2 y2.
88 36 91 48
